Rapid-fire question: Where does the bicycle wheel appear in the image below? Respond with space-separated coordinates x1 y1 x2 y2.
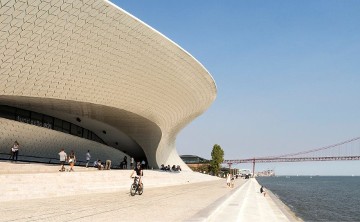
130 184 137 196
138 183 143 195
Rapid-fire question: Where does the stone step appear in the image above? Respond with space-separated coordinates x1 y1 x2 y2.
0 162 219 202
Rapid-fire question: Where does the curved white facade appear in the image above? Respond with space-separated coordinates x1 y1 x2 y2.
0 0 216 169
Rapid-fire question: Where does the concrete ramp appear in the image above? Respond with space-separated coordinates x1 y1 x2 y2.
0 162 219 202
205 178 295 222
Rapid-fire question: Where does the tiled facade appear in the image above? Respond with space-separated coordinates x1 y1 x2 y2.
0 0 217 169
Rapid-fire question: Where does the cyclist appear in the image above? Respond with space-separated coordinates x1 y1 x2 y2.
130 163 143 189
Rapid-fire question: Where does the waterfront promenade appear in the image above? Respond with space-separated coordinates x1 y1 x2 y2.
0 162 300 221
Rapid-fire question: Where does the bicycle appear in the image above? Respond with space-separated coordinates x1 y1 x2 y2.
130 176 143 196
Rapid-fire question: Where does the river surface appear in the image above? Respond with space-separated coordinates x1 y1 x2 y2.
257 176 360 221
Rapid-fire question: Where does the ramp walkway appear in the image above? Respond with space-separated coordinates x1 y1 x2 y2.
191 178 299 222
0 162 301 221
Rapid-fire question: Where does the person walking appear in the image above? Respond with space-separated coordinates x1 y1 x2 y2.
85 150 91 168
226 173 231 188
58 148 67 172
130 157 134 169
123 156 127 169
68 150 76 172
11 141 20 162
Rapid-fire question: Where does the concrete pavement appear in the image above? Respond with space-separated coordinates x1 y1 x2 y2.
0 162 301 222
199 178 301 222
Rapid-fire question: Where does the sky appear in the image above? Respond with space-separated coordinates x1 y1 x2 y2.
113 0 360 175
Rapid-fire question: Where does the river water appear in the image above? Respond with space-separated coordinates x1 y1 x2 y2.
256 176 360 221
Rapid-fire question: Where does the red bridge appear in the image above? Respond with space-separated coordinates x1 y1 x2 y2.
223 136 360 175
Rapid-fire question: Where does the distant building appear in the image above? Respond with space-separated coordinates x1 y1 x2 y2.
239 169 252 178
180 155 210 172
257 169 275 177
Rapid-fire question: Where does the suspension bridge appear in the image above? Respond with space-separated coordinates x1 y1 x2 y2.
223 136 360 175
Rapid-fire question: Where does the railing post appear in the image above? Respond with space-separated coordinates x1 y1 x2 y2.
252 158 255 177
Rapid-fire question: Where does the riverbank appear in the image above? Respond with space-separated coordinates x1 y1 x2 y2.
266 187 303 221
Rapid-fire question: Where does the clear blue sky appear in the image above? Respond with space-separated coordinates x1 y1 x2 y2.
113 0 360 175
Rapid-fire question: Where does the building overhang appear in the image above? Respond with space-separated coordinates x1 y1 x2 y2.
0 0 217 168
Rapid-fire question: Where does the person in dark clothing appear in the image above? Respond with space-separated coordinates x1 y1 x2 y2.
260 185 266 197
130 164 143 189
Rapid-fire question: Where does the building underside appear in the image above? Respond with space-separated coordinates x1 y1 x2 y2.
0 0 217 169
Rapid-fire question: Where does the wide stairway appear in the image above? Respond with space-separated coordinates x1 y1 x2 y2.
0 161 219 202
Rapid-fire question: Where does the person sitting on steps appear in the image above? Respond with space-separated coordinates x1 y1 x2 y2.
260 185 266 197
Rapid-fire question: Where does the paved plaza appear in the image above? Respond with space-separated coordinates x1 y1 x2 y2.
0 162 301 222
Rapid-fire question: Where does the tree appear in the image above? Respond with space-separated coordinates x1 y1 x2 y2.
210 144 224 176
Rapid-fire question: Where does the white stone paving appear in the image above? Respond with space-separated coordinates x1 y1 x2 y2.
206 178 296 222
0 162 301 222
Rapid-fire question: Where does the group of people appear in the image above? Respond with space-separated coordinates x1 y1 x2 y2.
119 157 147 170
160 164 181 172
93 159 112 170
59 149 114 171
58 148 77 172
58 149 141 172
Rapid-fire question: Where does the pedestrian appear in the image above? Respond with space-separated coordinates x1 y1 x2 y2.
105 160 112 170
226 174 231 187
97 159 103 170
141 159 146 169
58 148 67 172
11 141 20 162
68 150 76 172
123 156 127 169
85 150 91 168
130 157 134 169
260 185 266 197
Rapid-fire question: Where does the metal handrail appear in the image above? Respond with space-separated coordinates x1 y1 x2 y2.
0 152 86 166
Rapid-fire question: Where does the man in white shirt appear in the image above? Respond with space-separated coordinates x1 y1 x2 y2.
85 150 91 168
58 148 67 172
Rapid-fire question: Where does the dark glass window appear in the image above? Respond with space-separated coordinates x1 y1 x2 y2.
0 105 15 113
83 129 90 139
0 105 106 145
16 109 31 124
31 112 42 121
71 124 83 137
16 109 30 118
0 111 15 120
92 133 104 144
54 119 62 131
30 112 43 127
43 115 53 129
0 106 16 120
62 121 70 133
